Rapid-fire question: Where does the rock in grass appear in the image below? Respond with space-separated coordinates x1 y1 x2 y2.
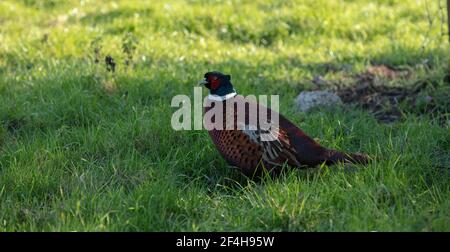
294 90 342 112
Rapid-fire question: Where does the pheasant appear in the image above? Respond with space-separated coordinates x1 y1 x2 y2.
199 71 369 177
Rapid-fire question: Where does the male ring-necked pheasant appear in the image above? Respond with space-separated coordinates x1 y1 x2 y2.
200 71 369 177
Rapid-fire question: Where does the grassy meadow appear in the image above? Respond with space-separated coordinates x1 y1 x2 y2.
0 0 449 231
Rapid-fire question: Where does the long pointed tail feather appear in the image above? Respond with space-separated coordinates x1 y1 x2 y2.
326 150 370 165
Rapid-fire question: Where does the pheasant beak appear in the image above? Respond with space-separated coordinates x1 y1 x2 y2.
198 78 208 86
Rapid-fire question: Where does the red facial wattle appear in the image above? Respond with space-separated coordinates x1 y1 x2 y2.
210 78 220 90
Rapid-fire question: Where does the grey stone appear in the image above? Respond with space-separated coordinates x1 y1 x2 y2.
294 90 343 112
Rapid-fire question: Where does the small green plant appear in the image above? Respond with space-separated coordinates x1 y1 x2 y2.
90 36 103 64
122 32 139 67
105 55 116 72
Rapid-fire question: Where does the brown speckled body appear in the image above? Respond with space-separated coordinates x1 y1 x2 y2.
205 95 368 177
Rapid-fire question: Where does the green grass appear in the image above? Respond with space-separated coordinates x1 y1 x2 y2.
0 0 449 231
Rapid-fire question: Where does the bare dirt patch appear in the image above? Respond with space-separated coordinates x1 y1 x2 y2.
334 65 449 124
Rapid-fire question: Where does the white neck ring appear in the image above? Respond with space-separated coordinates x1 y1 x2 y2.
207 92 237 101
